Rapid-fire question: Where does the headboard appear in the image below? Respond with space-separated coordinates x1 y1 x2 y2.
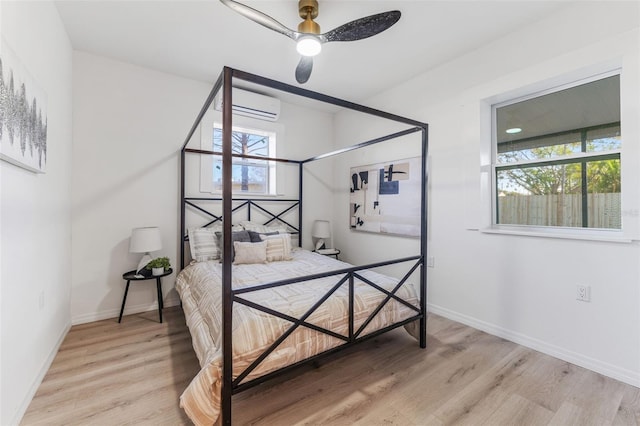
181 197 300 269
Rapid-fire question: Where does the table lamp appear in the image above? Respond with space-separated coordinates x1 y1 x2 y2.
312 220 331 251
129 227 162 274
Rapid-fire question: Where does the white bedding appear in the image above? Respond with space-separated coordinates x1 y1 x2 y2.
176 248 420 425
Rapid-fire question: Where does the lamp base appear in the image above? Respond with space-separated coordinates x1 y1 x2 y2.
315 239 326 251
136 253 153 274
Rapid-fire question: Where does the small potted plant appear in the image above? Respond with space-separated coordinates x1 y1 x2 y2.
146 257 171 276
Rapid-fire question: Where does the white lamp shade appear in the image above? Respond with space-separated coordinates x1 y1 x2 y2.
312 220 331 239
129 227 162 253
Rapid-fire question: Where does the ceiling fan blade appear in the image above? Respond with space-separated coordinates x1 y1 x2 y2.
321 11 401 43
295 56 313 84
220 0 300 41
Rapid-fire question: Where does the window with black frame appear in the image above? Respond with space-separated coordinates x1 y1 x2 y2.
494 74 621 229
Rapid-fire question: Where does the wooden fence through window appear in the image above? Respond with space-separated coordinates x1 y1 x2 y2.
498 193 621 229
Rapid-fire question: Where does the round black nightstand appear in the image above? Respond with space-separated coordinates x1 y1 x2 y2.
119 268 173 323
314 248 340 260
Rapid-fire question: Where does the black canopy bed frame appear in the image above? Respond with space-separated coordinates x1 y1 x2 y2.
179 66 428 425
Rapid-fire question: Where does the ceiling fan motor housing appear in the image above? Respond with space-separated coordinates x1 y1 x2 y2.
298 0 318 19
298 0 320 34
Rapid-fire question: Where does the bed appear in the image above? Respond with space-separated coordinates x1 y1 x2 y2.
177 246 421 424
179 67 428 425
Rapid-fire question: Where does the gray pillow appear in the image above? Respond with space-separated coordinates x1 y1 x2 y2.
247 230 279 242
215 230 251 260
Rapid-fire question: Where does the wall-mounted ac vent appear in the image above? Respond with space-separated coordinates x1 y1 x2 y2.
214 88 281 122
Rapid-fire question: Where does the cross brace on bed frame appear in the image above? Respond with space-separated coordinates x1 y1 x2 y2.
180 66 429 425
231 256 422 389
181 198 301 255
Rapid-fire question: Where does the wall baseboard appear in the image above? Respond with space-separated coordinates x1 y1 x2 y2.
71 296 181 325
12 320 71 425
428 303 640 388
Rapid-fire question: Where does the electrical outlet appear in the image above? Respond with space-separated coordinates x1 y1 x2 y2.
576 285 591 302
427 256 435 268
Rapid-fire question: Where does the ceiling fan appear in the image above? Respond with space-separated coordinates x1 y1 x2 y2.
220 0 401 84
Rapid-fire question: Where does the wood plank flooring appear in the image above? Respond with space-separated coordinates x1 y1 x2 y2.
22 307 640 425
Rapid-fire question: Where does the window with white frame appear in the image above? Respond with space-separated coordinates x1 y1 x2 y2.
200 119 278 195
211 123 276 194
493 73 621 229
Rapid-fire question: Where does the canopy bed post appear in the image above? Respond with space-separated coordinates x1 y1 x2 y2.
298 162 303 248
221 67 234 426
420 125 429 348
348 274 355 342
180 149 186 270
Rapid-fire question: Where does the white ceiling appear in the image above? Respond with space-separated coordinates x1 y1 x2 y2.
55 0 574 101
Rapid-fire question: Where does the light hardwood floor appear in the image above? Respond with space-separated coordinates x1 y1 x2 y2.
22 307 640 425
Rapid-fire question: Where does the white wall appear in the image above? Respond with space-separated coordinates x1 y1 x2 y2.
334 2 640 386
0 2 73 424
72 56 335 323
71 52 213 323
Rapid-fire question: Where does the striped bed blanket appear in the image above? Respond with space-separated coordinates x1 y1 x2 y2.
176 248 419 425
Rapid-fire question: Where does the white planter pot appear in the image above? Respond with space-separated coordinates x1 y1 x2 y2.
152 267 164 276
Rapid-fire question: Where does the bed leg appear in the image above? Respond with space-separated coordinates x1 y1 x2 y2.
420 315 427 348
221 391 232 425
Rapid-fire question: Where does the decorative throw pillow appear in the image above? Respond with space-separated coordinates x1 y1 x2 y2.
240 220 288 234
204 223 244 233
215 230 252 260
188 228 220 262
247 230 280 242
263 233 293 262
233 241 267 265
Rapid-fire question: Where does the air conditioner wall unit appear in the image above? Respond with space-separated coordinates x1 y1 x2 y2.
214 88 281 122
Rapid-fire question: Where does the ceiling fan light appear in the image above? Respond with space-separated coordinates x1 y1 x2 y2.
296 36 322 57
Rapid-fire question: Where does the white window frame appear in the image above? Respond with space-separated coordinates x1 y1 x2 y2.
483 69 631 242
200 111 282 196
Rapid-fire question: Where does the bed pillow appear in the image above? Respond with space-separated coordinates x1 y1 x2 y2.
202 223 244 233
247 230 280 242
188 227 220 262
240 220 288 234
215 230 252 260
233 241 267 265
263 233 293 262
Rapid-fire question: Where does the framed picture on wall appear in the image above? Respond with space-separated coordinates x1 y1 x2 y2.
0 38 48 174
349 156 421 237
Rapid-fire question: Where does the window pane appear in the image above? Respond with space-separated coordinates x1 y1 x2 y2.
587 158 621 229
497 158 621 229
213 127 269 161
211 124 274 194
496 75 620 148
586 125 621 153
213 160 268 193
493 74 621 230
497 163 583 227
